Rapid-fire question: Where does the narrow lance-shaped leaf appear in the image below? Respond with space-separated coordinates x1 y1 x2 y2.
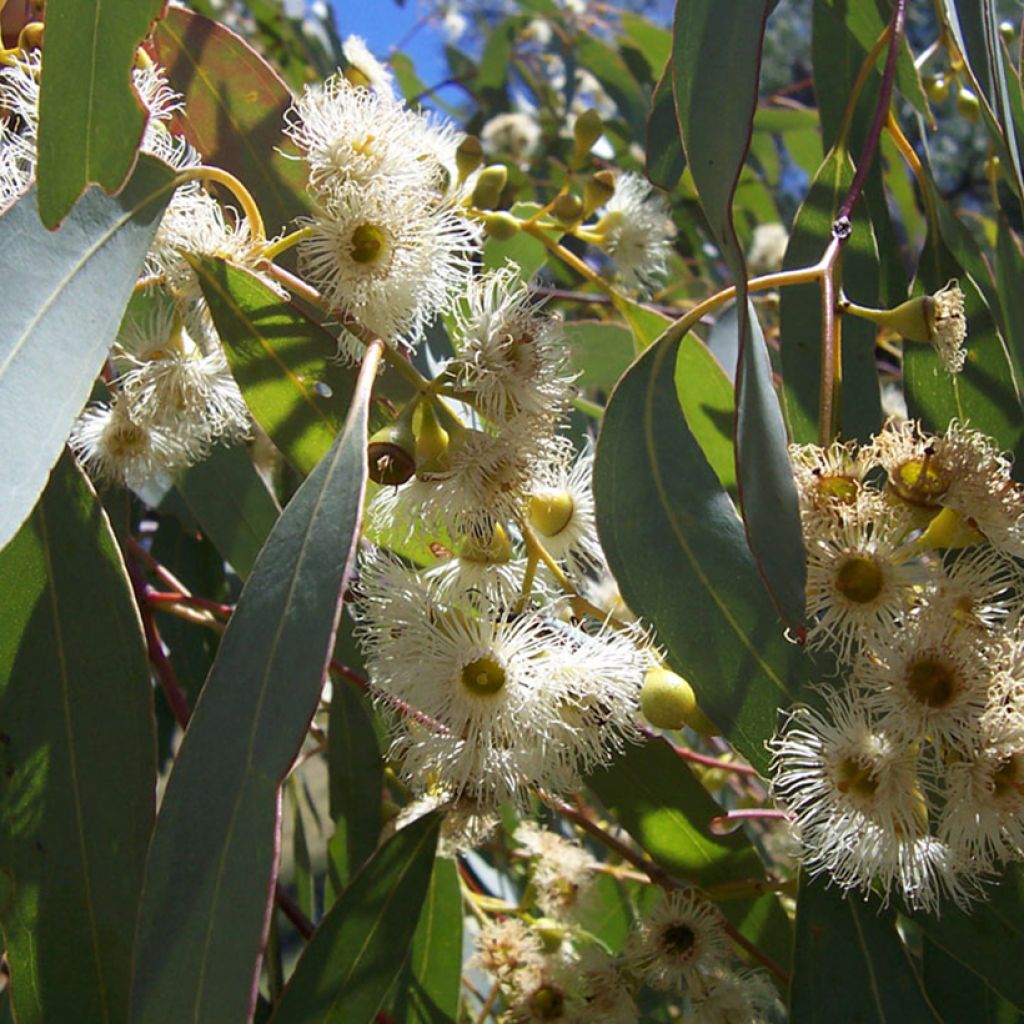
174 443 281 580
779 145 883 444
672 0 806 630
594 332 816 774
0 155 176 553
35 0 165 226
791 876 942 1022
388 856 464 1024
0 452 155 1024
271 812 440 1024
129 343 383 1024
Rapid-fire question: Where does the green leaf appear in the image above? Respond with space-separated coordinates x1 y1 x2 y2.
594 333 814 774
922 938 1023 1022
646 64 685 190
672 0 805 631
271 813 440 1024
904 181 1024 462
675 334 736 494
194 257 360 476
0 155 175 553
791 876 941 1023
389 857 463 1024
129 347 379 1024
621 13 672 74
588 741 761 886
995 218 1024 403
779 145 883 444
174 443 280 579
562 320 634 395
912 864 1024 1010
0 452 155 1024
733 304 807 628
588 739 791 968
35 0 165 226
327 681 382 891
621 299 670 352
483 202 553 281
151 6 310 234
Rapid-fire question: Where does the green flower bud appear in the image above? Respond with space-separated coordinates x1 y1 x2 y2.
572 108 604 161
583 170 616 216
471 164 509 210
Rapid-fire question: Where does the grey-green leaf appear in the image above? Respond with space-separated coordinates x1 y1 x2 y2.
0 155 176 553
271 813 440 1024
594 333 815 773
791 876 942 1023
0 452 155 1024
128 346 381 1024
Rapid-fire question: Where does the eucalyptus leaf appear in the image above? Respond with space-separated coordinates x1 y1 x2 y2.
35 0 165 226
0 453 155 1024
0 156 176 554
129 345 380 1024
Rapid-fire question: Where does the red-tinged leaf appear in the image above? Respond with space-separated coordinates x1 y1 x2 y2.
151 6 310 234
36 0 165 227
129 344 382 1024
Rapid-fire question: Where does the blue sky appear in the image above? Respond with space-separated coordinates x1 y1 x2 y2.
329 1 449 89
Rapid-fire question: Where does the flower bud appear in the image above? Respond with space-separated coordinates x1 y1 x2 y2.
923 73 949 104
484 211 519 239
471 164 509 210
916 506 986 550
456 135 484 182
551 192 584 226
640 667 697 730
414 401 451 475
367 409 417 486
956 85 980 121
583 170 616 216
572 108 604 161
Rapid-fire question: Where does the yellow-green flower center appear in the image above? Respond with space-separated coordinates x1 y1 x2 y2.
834 556 884 604
893 455 950 506
834 756 880 800
817 474 859 504
529 491 574 538
661 923 696 958
349 223 387 265
460 656 506 697
905 655 959 709
529 985 565 1019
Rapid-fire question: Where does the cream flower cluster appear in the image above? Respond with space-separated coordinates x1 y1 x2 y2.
0 49 259 490
351 263 652 815
470 882 779 1022
771 419 1024 911
284 64 481 348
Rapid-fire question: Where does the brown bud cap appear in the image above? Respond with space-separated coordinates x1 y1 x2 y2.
367 419 417 486
583 170 616 215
